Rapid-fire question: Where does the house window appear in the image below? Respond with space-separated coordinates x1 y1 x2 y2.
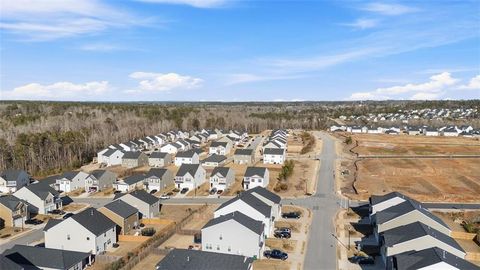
216 245 220 250
87 237 90 240
228 246 231 252
67 234 70 240
219 234 222 240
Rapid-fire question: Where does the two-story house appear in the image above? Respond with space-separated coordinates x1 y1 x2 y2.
0 169 30 194
209 141 232 155
14 184 61 214
98 200 139 235
114 190 160 218
85 170 116 193
144 168 174 193
262 148 285 165
148 152 172 167
242 167 269 190
0 195 29 229
174 164 206 191
174 150 199 167
209 167 235 191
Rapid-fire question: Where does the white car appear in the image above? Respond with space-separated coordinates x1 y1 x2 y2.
159 194 170 200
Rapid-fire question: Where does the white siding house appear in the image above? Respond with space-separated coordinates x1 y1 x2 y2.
243 167 269 190
263 148 285 165
174 150 200 167
174 164 206 190
210 167 235 190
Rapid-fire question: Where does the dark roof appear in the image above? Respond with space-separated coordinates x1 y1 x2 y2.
376 199 449 230
176 150 197 158
61 171 80 181
103 148 121 157
263 148 285 155
216 192 271 218
0 195 26 211
123 174 145 185
123 151 144 159
382 222 464 253
124 190 159 205
3 245 90 270
24 184 59 200
91 170 114 180
0 169 27 182
146 168 169 178
150 152 169 159
389 247 480 270
370 192 408 206
176 164 201 177
244 167 268 178
44 219 63 232
71 208 116 236
155 249 253 270
0 255 23 270
38 175 60 186
244 187 281 204
234 149 253 156
202 154 227 163
191 148 204 155
210 141 228 148
203 211 263 235
211 167 232 178
102 200 138 219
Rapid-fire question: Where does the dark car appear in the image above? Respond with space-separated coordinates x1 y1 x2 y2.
216 189 223 195
274 231 291 239
348 256 374 264
281 211 301 219
149 189 158 194
264 249 288 260
358 257 375 265
180 188 189 194
114 190 122 194
62 213 74 219
274 227 292 234
209 188 217 195
48 209 65 215
25 219 43 225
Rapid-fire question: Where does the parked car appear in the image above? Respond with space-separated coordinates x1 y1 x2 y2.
348 256 374 264
48 209 65 215
166 192 174 196
264 249 288 260
274 227 292 234
114 190 122 194
209 188 217 195
281 211 301 219
149 189 158 194
180 188 189 194
25 219 43 225
358 257 375 265
159 194 170 200
274 231 291 239
62 213 75 219
216 189 223 195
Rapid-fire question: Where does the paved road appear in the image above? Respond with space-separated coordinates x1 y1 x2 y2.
0 226 44 253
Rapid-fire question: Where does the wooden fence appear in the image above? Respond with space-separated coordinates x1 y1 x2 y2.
118 235 151 242
141 218 174 225
96 254 122 264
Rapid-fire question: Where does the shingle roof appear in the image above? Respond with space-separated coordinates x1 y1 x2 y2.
382 222 464 253
43 219 63 232
155 249 253 270
202 154 227 163
210 141 228 148
176 150 197 158
0 169 27 182
0 195 26 211
244 186 281 204
124 190 159 205
244 167 268 178
216 192 271 218
234 149 253 156
211 167 232 178
103 148 121 157
3 245 90 270
123 151 144 159
176 164 201 177
24 184 59 200
71 207 116 236
150 152 169 159
102 200 138 219
370 192 408 206
146 168 169 178
123 174 145 185
203 211 263 235
389 247 479 270
0 255 23 270
263 148 285 155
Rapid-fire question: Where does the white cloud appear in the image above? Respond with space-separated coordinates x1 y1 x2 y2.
361 2 417 16
458 75 480 90
1 81 111 100
79 43 125 52
349 72 459 100
129 72 203 92
136 0 226 8
342 18 378 29
224 73 303 85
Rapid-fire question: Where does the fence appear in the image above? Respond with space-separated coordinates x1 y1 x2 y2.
451 231 477 240
141 218 174 225
118 235 151 242
96 254 122 264
177 229 201 235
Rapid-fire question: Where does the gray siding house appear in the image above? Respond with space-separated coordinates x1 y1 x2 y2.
233 149 254 165
144 168 174 193
85 170 116 193
0 169 30 194
209 167 235 190
115 190 160 218
122 151 149 168
13 184 61 214
148 152 172 167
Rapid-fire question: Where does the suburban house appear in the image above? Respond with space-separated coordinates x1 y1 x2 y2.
202 154 228 167
85 170 116 193
243 167 269 190
54 171 91 193
443 127 459 137
98 200 139 235
122 151 149 168
215 192 273 235
174 150 200 166
144 168 173 193
174 164 206 190
263 148 286 165
202 211 265 258
425 127 440 136
386 247 479 270
148 152 172 167
115 190 160 218
2 245 92 270
98 148 124 166
155 249 253 270
209 167 235 190
160 143 182 154
44 207 117 255
0 195 29 229
262 140 283 151
407 126 422 136
0 169 30 194
115 174 144 193
244 187 281 221
14 184 61 214
234 149 254 165
209 141 232 155
380 222 466 262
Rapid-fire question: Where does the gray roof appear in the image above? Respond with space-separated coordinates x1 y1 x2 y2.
146 168 169 178
234 149 253 156
263 148 285 155
370 192 408 206
216 192 271 218
150 152 169 159
210 141 228 148
244 186 281 204
123 174 145 185
244 167 268 178
24 184 59 200
119 190 159 205
0 195 26 211
202 154 227 163
155 249 253 270
44 219 63 231
382 222 464 253
103 148 121 157
176 164 201 177
211 167 232 178
71 208 116 236
0 255 23 270
176 150 197 158
60 171 80 181
203 211 263 235
376 199 449 230
0 169 27 182
123 151 144 159
3 245 90 270
103 200 138 219
389 247 480 270
91 169 115 180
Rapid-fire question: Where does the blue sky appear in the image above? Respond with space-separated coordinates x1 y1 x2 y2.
0 0 479 101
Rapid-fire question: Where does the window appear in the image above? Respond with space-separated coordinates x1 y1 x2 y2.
219 234 223 240
86 237 90 240
67 234 70 240
216 245 220 250
228 246 231 252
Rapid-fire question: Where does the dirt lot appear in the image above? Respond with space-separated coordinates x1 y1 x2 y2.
253 259 290 270
107 241 143 256
62 203 88 212
131 254 164 270
159 205 205 223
